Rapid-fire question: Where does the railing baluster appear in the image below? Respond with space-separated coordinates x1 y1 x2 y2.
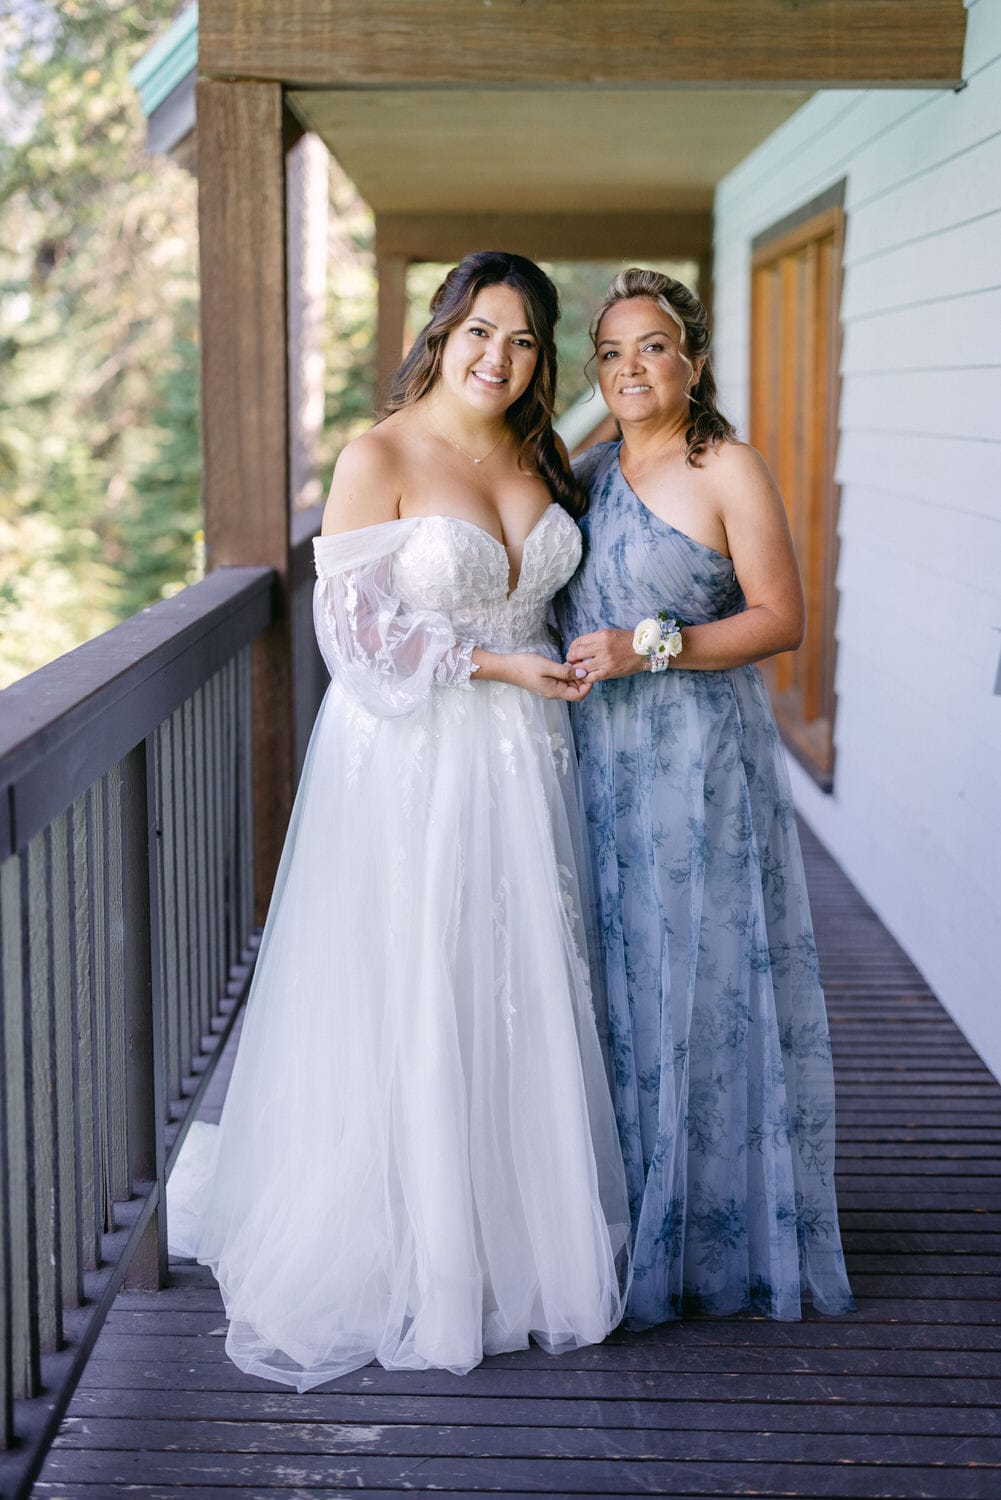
121 741 167 1291
105 763 130 1204
9 849 39 1398
223 656 238 970
28 830 60 1357
151 727 171 1130
207 671 223 1022
193 687 211 1049
0 852 26 1418
182 695 199 1071
238 644 254 938
160 714 181 1105
75 791 100 1274
90 775 113 1236
51 809 83 1312
174 708 192 1084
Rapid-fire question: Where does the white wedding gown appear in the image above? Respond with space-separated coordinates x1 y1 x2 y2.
167 502 630 1391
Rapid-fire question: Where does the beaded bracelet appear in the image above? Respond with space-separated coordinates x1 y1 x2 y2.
632 611 684 673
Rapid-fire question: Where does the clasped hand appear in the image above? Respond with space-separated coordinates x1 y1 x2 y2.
564 628 645 683
509 653 593 701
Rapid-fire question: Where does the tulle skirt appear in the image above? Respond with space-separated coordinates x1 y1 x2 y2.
167 675 630 1390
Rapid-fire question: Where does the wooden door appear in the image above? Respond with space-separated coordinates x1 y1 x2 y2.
751 202 844 788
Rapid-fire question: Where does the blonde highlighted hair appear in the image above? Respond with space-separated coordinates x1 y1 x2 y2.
591 268 736 467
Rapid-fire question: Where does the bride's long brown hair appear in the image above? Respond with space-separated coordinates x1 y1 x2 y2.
382 251 585 517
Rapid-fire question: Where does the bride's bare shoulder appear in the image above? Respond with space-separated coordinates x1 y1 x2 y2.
321 422 409 535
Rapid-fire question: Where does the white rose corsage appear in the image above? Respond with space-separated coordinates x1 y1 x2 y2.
632 611 684 673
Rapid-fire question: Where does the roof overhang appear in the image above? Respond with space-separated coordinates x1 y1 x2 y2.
200 1 967 90
136 2 969 251
129 2 198 165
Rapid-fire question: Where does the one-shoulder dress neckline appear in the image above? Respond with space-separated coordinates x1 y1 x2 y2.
613 443 733 567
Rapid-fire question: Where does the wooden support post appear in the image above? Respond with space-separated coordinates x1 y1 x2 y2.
376 251 408 408
197 79 294 920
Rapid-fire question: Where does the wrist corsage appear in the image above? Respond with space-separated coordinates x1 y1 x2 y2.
632 611 684 673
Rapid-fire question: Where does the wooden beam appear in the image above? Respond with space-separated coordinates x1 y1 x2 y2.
376 211 713 264
197 80 294 920
375 253 409 407
200 1 966 88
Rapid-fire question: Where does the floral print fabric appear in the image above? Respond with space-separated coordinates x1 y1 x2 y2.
556 442 854 1325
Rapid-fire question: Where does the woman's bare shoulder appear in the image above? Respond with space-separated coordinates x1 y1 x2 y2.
701 438 770 478
321 424 408 535
700 439 780 509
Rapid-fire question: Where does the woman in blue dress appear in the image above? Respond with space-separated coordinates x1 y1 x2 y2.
556 268 853 1327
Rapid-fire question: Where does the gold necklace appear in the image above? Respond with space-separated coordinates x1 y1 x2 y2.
622 453 659 484
621 432 686 484
428 406 507 465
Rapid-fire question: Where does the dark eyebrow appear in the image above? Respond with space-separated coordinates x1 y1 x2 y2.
466 316 534 337
598 329 673 349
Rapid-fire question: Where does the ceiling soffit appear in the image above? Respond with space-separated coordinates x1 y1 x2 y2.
289 87 811 214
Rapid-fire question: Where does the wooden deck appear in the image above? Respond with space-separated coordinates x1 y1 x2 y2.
34 823 1001 1498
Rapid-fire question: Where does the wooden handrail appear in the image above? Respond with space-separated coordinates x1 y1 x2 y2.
0 566 273 862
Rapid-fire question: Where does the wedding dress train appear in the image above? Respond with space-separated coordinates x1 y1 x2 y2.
167 504 630 1390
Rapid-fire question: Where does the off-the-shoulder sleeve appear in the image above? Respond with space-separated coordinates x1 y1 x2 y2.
312 522 477 718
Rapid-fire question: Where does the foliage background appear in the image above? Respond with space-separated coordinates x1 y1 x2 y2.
1 0 202 685
0 0 694 689
0 0 375 687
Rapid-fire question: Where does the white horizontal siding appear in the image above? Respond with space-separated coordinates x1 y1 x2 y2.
713 0 1001 1078
847 131 1001 260
852 213 1001 318
843 257 1001 350
839 368 1001 442
837 429 1001 520
838 483 1001 606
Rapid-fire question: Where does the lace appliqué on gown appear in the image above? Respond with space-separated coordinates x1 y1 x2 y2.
167 505 630 1391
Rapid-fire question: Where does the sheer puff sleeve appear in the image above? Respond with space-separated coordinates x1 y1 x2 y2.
313 522 478 719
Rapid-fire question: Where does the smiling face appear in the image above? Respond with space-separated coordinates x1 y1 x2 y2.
595 296 700 425
437 283 540 415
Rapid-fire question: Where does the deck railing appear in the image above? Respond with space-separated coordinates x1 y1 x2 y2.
0 527 325 1498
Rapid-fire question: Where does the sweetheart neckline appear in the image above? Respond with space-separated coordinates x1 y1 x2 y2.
414 504 565 599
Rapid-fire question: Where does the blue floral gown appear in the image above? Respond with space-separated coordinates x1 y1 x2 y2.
556 441 854 1326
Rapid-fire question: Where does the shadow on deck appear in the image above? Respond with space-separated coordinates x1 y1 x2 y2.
35 824 1001 1499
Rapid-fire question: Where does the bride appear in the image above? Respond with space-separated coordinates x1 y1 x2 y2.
167 251 630 1391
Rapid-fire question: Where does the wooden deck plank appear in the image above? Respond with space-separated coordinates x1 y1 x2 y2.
61 1386 1001 1435
46 1418 1001 1465
34 821 1001 1498
32 1490 723 1500
65 1333 1001 1377
93 1309 1001 1350
32 1450 1001 1498
70 1358 1001 1403
99 1290 1001 1325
